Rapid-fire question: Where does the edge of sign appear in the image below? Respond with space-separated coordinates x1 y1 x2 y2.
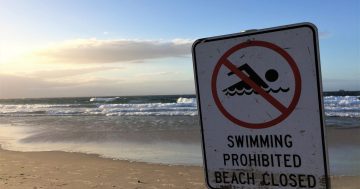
192 22 330 189
311 23 332 189
192 38 213 188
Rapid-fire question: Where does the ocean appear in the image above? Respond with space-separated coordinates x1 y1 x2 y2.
0 95 359 176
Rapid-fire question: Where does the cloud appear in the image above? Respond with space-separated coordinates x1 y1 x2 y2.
29 66 122 79
0 73 194 98
171 38 194 45
135 71 180 77
0 73 121 98
33 38 193 64
0 74 65 98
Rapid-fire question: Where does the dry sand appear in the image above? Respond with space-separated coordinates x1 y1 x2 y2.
0 148 205 189
1 148 359 189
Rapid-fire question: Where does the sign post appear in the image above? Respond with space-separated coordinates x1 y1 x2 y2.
192 23 329 189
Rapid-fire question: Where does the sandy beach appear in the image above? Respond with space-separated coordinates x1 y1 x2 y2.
0 147 205 189
1 148 360 189
1 126 360 189
0 99 359 189
0 128 360 189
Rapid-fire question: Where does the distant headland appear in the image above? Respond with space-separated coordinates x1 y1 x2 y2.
323 90 360 96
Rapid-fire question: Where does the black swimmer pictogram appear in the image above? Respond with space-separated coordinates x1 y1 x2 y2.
222 63 289 96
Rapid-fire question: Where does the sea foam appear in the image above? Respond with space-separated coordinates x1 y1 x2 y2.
0 97 198 116
324 96 360 118
0 96 359 118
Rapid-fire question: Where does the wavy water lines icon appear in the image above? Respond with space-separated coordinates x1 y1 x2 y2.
222 63 289 96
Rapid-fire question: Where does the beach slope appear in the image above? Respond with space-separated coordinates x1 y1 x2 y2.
0 148 205 189
1 147 360 188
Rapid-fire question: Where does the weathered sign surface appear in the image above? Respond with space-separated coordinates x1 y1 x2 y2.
192 23 329 189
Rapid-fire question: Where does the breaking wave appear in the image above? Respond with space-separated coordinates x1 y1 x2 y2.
324 96 360 118
89 97 120 102
0 95 358 118
0 97 198 116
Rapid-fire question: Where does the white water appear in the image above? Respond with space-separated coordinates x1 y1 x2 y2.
0 97 198 116
1 96 359 118
324 96 360 118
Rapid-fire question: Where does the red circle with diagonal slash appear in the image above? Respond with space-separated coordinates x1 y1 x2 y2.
212 40 301 129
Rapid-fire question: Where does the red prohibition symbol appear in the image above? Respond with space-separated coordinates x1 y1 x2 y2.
211 40 302 129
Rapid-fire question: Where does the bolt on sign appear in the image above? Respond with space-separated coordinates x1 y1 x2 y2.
192 23 330 189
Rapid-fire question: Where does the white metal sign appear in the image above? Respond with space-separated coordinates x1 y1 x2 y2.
192 23 329 189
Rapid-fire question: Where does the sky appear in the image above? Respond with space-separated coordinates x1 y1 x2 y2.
0 0 359 98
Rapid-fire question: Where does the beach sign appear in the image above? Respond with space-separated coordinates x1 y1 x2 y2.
192 23 330 189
